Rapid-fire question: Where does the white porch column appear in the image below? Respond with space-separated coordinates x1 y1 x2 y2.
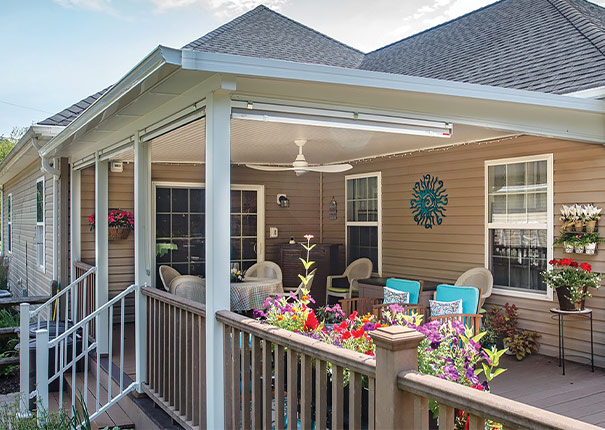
134 132 151 392
205 90 232 429
70 166 81 283
95 156 109 354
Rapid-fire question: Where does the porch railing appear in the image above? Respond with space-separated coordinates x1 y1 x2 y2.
19 265 97 416
216 310 377 430
33 283 139 426
73 261 97 334
141 287 207 429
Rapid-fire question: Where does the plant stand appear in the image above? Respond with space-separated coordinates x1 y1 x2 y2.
549 308 594 376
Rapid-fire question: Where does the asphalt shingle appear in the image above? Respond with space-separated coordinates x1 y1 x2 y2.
39 0 605 127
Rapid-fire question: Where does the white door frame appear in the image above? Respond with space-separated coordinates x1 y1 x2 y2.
151 181 265 288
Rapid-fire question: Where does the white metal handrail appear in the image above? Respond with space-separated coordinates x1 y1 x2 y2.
19 266 97 416
33 283 140 427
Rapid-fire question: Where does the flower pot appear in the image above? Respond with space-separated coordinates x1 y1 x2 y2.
503 339 515 355
564 224 574 232
585 242 597 255
574 221 584 232
574 244 585 254
108 226 131 240
586 220 597 233
564 242 574 254
556 285 587 311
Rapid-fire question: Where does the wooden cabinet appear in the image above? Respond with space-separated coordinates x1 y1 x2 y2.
279 243 341 306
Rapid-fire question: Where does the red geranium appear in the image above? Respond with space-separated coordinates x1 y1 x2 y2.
348 311 358 321
342 331 352 340
580 263 592 272
352 327 365 339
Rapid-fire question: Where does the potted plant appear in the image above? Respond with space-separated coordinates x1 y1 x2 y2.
88 210 134 240
574 234 586 254
541 259 602 311
585 204 601 233
574 204 586 232
503 330 540 361
560 205 575 232
584 232 603 255
554 233 576 254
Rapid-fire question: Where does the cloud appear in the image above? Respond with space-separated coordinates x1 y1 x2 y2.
151 0 288 17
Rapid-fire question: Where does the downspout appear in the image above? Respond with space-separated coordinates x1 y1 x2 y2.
32 137 60 283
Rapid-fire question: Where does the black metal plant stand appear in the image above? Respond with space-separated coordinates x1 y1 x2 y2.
550 308 594 375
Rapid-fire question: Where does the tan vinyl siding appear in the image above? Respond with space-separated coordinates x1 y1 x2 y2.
321 135 605 367
3 160 54 297
78 163 321 318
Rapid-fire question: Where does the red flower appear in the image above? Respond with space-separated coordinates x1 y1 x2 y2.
303 311 319 331
352 327 365 339
349 311 358 321
580 263 592 272
342 331 352 340
364 350 375 356
334 321 348 333
570 261 579 268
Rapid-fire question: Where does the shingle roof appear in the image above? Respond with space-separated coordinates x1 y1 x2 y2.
360 0 605 94
39 0 605 127
182 5 364 68
38 87 110 127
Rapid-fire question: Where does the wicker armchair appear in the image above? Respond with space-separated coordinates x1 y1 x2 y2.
326 258 373 302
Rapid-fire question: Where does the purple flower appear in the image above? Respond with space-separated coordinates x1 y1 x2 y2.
362 322 377 332
253 309 266 319
450 319 465 336
389 304 404 313
443 365 459 381
468 339 482 351
466 367 479 384
262 297 273 309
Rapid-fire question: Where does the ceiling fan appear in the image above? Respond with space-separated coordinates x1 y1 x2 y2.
245 139 352 176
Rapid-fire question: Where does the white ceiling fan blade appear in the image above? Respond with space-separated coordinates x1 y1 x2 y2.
245 164 296 172
300 164 353 173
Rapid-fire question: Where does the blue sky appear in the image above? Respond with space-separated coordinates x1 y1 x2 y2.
1 0 604 137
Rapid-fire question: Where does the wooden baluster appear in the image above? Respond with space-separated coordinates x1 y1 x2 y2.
286 348 299 430
300 354 312 430
241 332 251 430
414 395 429 429
349 371 362 430
147 297 152 389
332 365 344 430
174 307 180 409
262 339 273 429
274 344 286 429
251 335 262 429
182 310 189 419
223 326 233 430
315 360 327 430
368 376 375 430
170 304 175 407
439 404 455 430
232 328 242 429
160 301 165 398
468 415 485 430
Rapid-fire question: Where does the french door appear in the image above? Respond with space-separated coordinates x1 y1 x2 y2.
153 182 264 288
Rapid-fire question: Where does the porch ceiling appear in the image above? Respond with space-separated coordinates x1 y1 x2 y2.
119 117 515 165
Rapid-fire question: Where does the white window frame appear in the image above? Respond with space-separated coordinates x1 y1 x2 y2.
151 181 265 289
36 177 45 271
7 193 12 254
345 172 382 277
484 154 553 301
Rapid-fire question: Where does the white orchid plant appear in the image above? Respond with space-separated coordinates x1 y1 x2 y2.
585 204 602 222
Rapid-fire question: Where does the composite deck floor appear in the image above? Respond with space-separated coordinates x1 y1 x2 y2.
490 354 605 427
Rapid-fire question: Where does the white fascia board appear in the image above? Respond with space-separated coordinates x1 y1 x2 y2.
182 50 605 114
39 45 183 158
565 86 605 99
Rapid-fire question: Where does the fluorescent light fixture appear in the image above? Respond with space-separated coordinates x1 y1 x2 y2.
231 105 452 138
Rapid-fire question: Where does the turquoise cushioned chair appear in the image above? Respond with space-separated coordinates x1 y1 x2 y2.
385 278 422 305
431 284 483 334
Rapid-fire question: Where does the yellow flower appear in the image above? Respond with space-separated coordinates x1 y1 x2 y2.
301 295 309 301
291 315 297 321
277 315 284 321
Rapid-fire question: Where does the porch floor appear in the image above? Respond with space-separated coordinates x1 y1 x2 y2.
490 354 605 427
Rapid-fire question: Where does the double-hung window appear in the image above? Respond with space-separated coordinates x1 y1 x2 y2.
36 178 44 270
7 193 12 253
345 172 382 275
485 155 553 298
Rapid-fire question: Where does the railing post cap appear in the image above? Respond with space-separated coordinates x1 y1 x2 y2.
370 325 425 351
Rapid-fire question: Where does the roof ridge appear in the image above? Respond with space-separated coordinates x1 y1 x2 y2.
546 0 605 57
364 0 508 56
184 5 364 56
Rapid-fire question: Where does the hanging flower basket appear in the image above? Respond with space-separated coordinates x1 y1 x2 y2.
89 210 134 241
109 226 131 240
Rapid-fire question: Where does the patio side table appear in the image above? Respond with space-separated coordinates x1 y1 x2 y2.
550 308 594 375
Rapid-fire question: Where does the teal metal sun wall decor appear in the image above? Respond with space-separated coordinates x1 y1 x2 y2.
410 174 448 229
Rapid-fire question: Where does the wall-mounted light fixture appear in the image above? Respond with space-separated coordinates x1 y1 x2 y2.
277 194 290 208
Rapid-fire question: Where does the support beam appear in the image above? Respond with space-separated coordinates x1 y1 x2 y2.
205 90 232 430
70 167 81 283
95 156 109 354
134 132 151 392
59 158 69 288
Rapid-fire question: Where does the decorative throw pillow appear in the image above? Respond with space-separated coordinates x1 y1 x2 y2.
383 287 410 304
429 299 463 317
